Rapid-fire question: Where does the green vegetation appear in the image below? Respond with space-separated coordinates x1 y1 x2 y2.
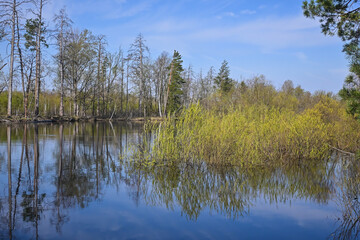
339 62 360 118
303 0 360 119
121 156 335 220
166 50 185 114
24 18 48 51
131 77 360 166
214 60 234 94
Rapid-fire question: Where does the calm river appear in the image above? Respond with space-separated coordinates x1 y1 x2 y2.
0 122 359 239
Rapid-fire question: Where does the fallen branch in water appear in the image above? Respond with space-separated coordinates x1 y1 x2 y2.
330 145 356 156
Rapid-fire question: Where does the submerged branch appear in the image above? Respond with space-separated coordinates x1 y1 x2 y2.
330 145 356 156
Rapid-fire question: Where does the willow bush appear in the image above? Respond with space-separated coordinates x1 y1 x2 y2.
144 95 360 166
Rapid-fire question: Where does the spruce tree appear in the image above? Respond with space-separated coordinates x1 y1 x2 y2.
214 60 233 93
166 50 185 114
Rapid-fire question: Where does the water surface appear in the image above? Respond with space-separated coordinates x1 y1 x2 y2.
0 122 359 239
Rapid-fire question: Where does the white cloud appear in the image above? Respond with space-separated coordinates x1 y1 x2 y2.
217 11 237 19
240 9 256 15
224 11 236 17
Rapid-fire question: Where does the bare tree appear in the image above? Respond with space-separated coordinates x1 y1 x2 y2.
105 49 123 116
182 64 194 106
198 66 215 101
63 29 96 117
152 52 170 117
15 4 33 118
54 7 72 117
0 0 17 117
32 0 48 117
128 33 149 117
95 35 106 116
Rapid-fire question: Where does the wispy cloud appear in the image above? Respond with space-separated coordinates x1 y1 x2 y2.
189 15 339 50
294 52 307 61
53 0 154 20
216 11 237 19
105 1 152 19
240 9 256 15
145 19 200 33
217 9 256 19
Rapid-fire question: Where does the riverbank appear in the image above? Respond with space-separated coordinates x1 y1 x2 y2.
0 116 164 123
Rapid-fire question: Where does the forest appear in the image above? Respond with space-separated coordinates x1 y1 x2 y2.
1 0 358 122
0 0 236 119
1 0 360 158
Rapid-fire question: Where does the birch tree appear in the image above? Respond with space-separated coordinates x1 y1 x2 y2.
152 52 170 116
63 29 96 117
0 0 17 117
14 3 35 118
128 33 149 117
95 35 106 116
54 8 72 117
32 0 48 117
105 49 123 116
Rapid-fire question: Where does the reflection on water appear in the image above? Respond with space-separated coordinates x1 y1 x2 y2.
331 158 360 240
0 122 358 239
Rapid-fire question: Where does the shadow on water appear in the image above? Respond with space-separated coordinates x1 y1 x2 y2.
0 122 358 239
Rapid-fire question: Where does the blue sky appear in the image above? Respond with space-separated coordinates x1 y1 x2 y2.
8 0 350 92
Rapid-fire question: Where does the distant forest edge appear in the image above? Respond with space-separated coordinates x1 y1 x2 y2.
0 0 360 123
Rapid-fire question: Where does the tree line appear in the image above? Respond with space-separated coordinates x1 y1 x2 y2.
2 0 359 120
0 1 235 119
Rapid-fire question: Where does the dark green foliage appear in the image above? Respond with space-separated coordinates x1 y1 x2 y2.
339 62 360 118
303 0 360 118
214 60 233 93
24 18 48 51
167 50 185 114
302 0 360 43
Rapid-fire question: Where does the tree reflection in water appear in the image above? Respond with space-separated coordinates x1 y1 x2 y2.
0 122 358 239
120 158 336 221
330 155 360 240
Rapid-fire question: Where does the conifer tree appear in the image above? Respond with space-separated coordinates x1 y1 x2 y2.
339 60 360 118
166 50 185 114
214 60 233 93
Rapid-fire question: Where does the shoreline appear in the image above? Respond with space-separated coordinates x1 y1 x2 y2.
0 116 164 124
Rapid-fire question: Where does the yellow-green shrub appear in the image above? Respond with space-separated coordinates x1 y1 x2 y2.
140 95 360 166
